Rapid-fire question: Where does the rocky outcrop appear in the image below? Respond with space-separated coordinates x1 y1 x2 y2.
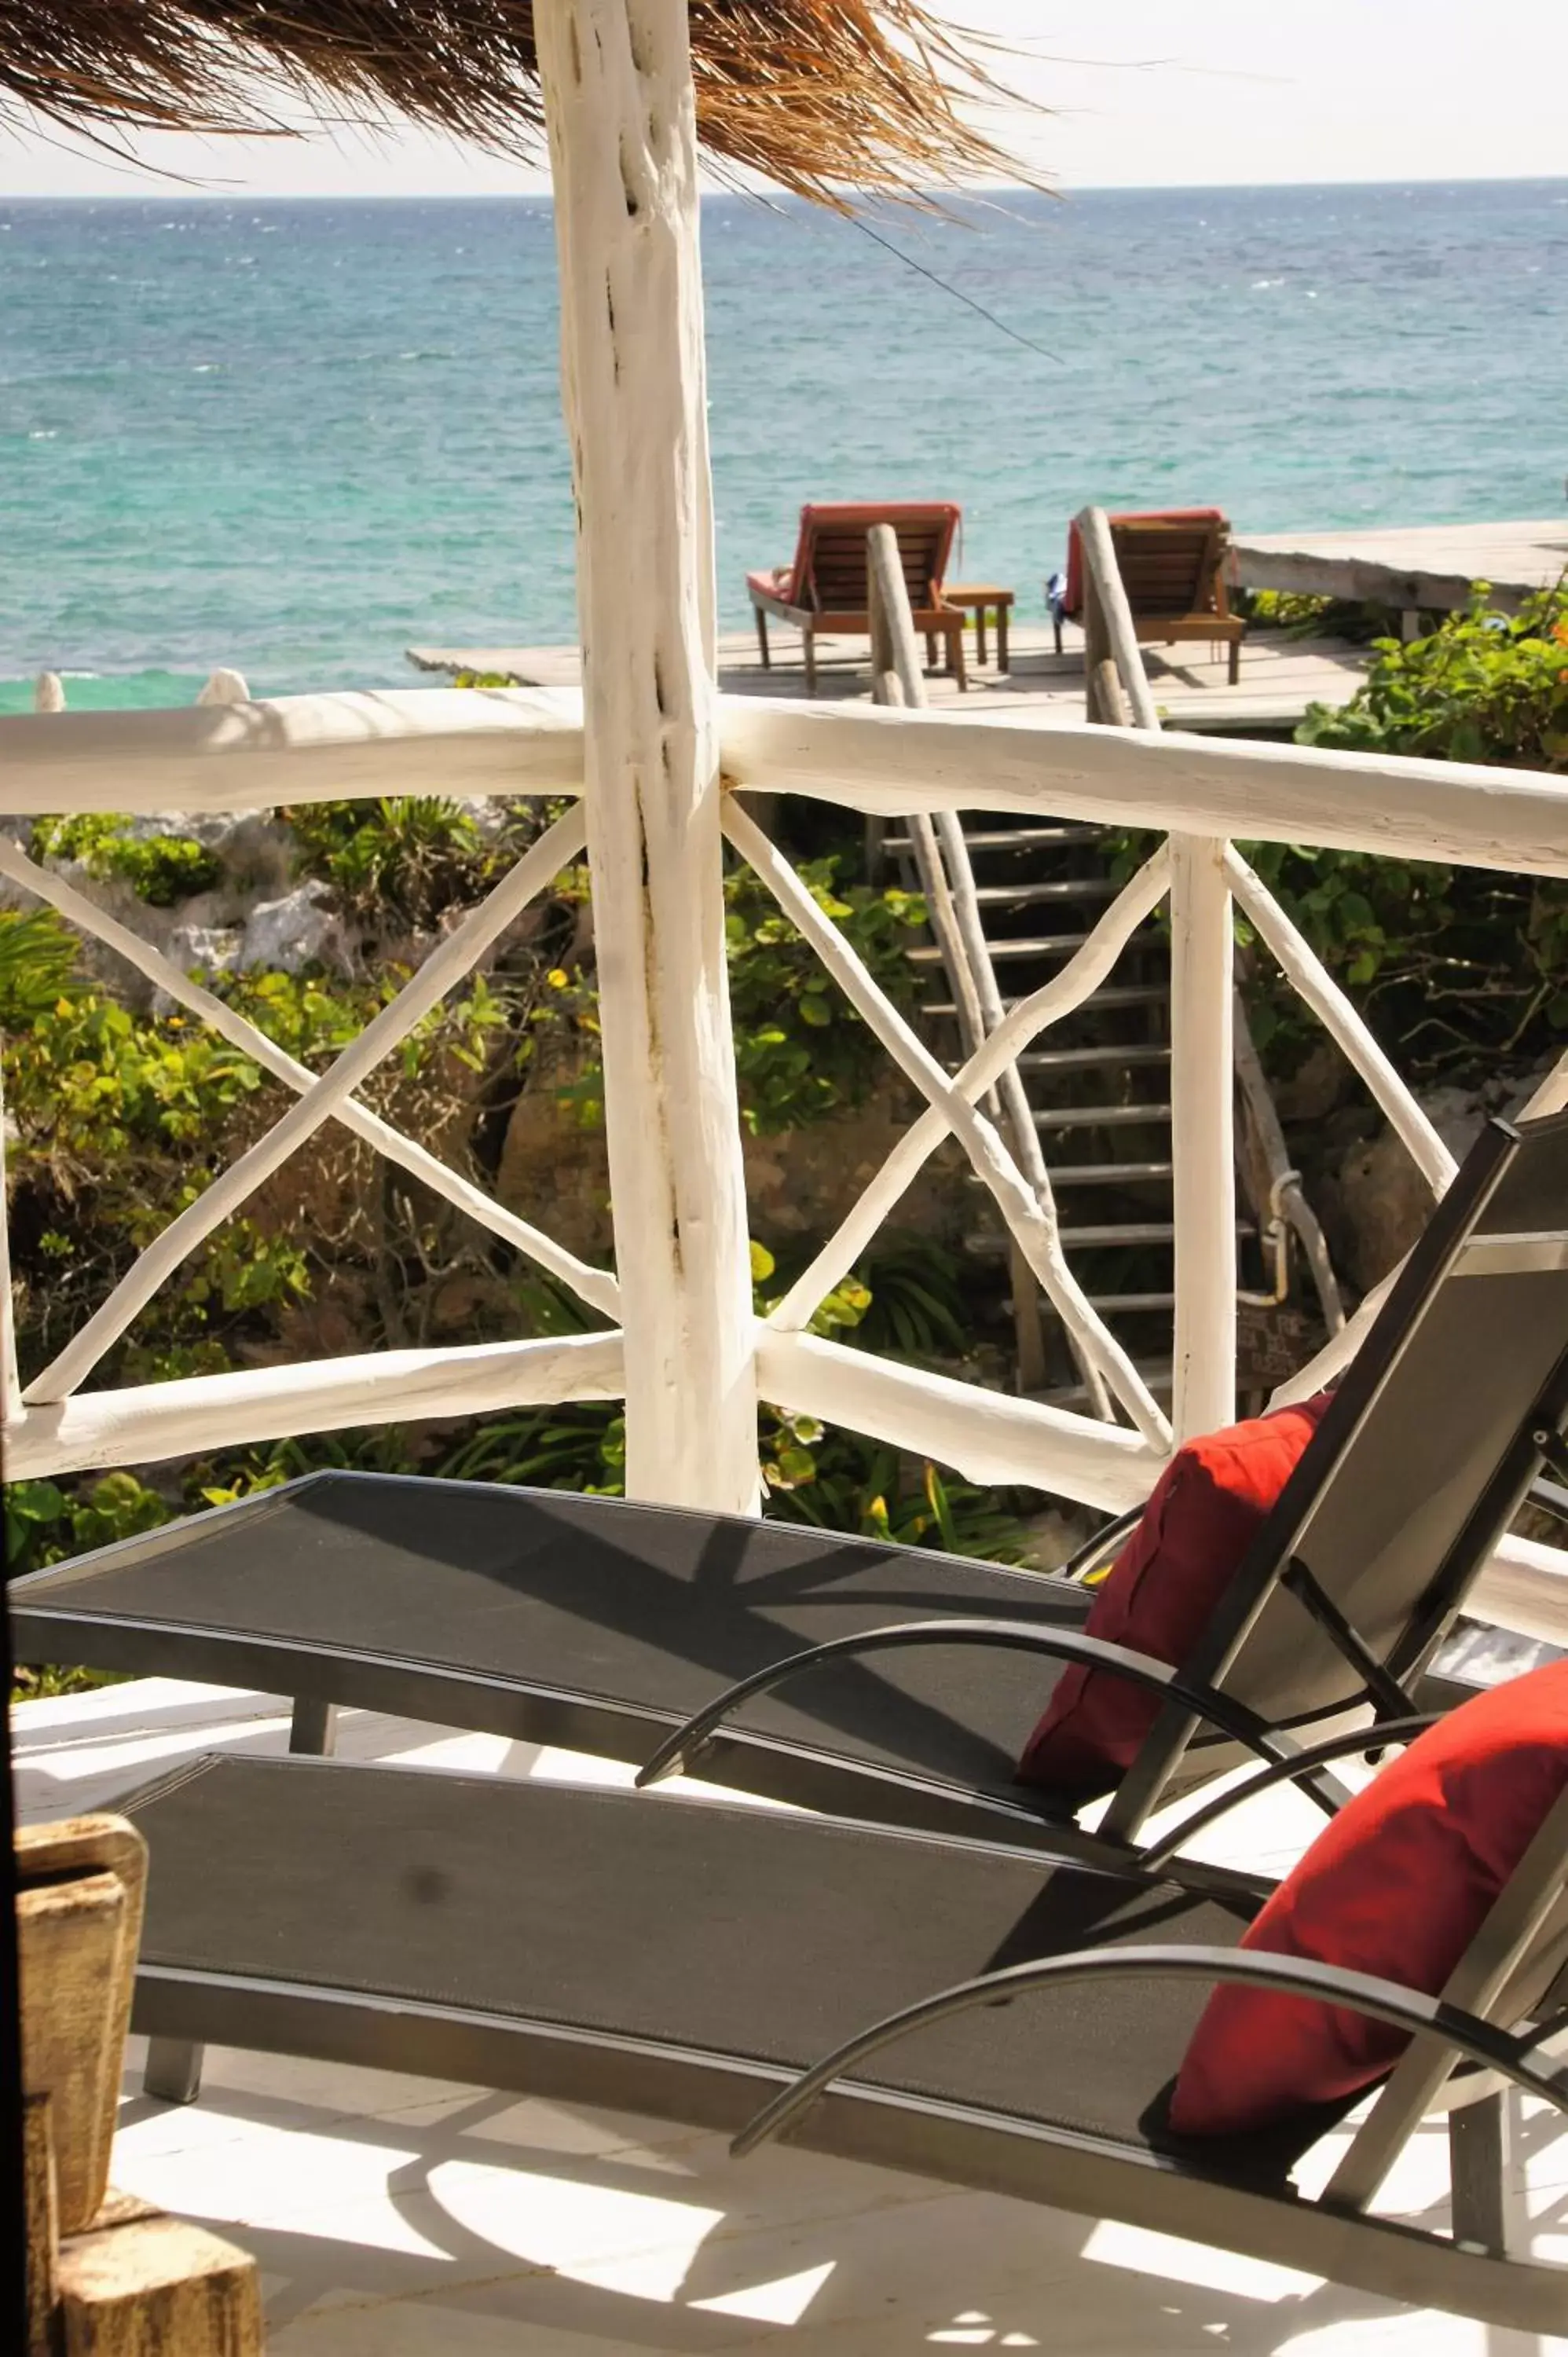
1320 1063 1558 1293
496 1063 970 1263
235 879 350 976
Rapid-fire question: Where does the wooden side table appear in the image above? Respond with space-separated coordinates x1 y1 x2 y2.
942 584 1014 673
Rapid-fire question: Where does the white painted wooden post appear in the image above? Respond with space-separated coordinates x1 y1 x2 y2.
535 0 758 1514
0 1067 20 1429
1169 834 1236 1439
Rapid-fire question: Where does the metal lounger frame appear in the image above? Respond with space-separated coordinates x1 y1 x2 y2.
123 1760 1568 2335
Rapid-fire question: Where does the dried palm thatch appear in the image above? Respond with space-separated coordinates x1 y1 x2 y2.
0 2 1035 203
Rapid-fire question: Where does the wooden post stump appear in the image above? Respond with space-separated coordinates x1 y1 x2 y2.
19 1816 265 2354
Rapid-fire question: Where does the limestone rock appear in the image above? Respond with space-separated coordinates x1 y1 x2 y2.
1328 1084 1493 1292
237 881 350 977
1273 1041 1346 1124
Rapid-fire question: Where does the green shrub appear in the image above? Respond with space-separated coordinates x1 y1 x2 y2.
0 906 86 1023
32 812 222 906
1299 584 1568 770
285 795 507 931
1254 587 1568 1074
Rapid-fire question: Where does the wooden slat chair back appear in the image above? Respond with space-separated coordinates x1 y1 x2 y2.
1058 506 1247 682
746 500 966 692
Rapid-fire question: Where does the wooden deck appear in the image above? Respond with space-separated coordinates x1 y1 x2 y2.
407 618 1371 735
1232 518 1568 615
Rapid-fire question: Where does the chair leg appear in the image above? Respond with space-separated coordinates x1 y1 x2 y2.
998 605 1009 673
1229 637 1241 686
147 1695 339 2107
145 2038 204 2107
755 607 770 669
975 608 988 669
951 623 968 692
925 632 938 673
804 628 816 695
1449 2091 1514 2257
1053 615 1063 658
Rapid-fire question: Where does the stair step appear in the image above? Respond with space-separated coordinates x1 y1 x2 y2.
1034 1103 1174 1131
921 982 1168 1017
966 1220 1255 1250
970 878 1120 907
1017 1043 1171 1073
885 825 1101 854
969 1161 1174 1192
909 934 1097 966
1050 1161 1175 1186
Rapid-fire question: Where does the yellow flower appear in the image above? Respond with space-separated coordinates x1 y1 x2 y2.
547 968 570 989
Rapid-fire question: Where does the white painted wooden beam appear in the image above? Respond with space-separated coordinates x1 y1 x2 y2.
757 1329 1163 1512
0 834 620 1321
536 0 757 1516
1473 1535 1568 1648
26 809 588 1402
718 701 1568 879
0 1064 20 1427
1169 834 1236 1439
727 801 1169 1445
770 849 1173 1340
4 1330 625 1480
0 688 584 817
1226 847 1457 1198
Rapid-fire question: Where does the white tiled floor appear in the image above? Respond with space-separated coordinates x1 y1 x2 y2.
17 1677 1568 2356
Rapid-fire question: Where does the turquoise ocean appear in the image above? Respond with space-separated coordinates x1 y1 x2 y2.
2 180 1565 712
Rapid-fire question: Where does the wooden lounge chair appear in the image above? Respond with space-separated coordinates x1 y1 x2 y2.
17 1110 1568 1871
113 1746 1568 2333
746 500 967 693
1052 507 1246 681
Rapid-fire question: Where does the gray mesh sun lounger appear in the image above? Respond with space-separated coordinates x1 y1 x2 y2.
16 1108 1568 1854
117 1751 1568 2332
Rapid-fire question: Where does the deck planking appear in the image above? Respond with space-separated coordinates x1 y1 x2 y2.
1232 517 1568 614
406 618 1370 734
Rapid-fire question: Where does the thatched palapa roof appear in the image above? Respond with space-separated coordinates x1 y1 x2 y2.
0 2 1031 203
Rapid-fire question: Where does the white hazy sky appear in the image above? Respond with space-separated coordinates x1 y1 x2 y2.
3 2 1566 196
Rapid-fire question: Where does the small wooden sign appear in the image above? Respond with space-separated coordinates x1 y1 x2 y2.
1236 1299 1324 1392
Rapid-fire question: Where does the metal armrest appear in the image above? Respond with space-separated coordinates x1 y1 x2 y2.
636 1618 1295 1794
1135 1714 1440 1874
733 1941 1568 2160
1058 1504 1143 1585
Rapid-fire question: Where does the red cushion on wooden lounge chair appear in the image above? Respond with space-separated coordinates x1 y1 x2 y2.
1015 1391 1333 1803
1170 1661 1568 2138
1061 506 1226 618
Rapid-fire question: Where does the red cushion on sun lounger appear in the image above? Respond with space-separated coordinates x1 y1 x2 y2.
1061 507 1227 618
1170 1660 1568 2138
1015 1391 1333 1803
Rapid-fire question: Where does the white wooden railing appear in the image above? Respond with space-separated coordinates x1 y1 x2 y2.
4 683 1568 1640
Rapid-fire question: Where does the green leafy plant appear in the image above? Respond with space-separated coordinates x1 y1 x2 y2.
284 795 543 933
0 906 86 1025
725 855 925 1131
1299 583 1568 771
32 812 222 907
